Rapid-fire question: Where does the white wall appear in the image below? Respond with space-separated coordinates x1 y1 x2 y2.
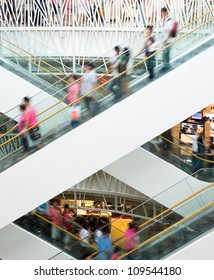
0 224 74 260
166 230 214 260
0 46 214 229
0 67 69 134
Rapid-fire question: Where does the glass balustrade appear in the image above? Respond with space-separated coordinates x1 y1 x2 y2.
143 131 214 181
95 183 214 260
0 16 213 174
120 204 214 260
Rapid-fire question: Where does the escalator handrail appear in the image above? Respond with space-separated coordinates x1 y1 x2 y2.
0 15 213 150
0 42 68 84
118 201 214 260
160 135 214 163
105 182 214 248
90 183 214 258
32 212 98 251
1 10 213 137
0 38 138 137
137 183 214 230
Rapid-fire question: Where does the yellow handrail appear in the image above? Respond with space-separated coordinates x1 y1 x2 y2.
98 8 214 80
32 212 98 251
91 183 214 259
110 183 214 249
160 136 214 164
0 43 68 84
1 8 213 134
118 201 214 260
1 8 213 133
0 36 70 84
0 15 213 150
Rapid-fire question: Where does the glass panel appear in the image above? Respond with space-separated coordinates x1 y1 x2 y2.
134 205 214 260
143 131 214 181
0 16 213 173
107 188 214 260
14 212 97 260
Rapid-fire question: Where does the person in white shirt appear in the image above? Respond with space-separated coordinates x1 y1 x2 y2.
79 222 91 259
189 133 200 173
81 62 97 116
95 222 103 244
161 7 174 68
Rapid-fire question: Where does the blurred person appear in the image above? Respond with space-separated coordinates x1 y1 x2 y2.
23 96 41 148
190 132 199 173
62 204 73 232
67 74 81 128
160 7 174 69
107 45 121 101
118 47 131 96
49 200 62 241
124 222 137 259
81 62 97 116
88 215 97 233
197 133 205 171
111 245 122 260
204 117 212 152
95 222 103 244
137 25 157 79
79 221 91 259
62 204 73 247
97 227 112 260
37 201 50 217
17 104 29 155
36 201 51 236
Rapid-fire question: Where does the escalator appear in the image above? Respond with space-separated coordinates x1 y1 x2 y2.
0 15 214 229
119 203 214 260
93 182 214 260
143 131 214 179
1 179 213 260
104 127 214 208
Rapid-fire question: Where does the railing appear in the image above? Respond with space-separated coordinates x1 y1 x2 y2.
0 0 213 29
142 133 214 180
118 202 214 260
1 7 213 129
94 182 214 259
0 133 22 159
14 211 98 260
0 14 213 167
14 174 214 259
0 2 211 73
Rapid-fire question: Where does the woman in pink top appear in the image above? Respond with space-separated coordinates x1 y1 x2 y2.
23 97 37 128
49 200 62 241
67 75 81 128
18 104 29 153
23 96 41 147
124 223 137 259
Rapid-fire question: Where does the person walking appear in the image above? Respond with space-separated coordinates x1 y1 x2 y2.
160 7 174 69
117 47 131 97
81 62 97 116
124 223 137 259
137 25 157 79
18 104 29 155
23 96 41 148
67 74 81 128
49 200 62 241
107 45 121 101
97 227 112 260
